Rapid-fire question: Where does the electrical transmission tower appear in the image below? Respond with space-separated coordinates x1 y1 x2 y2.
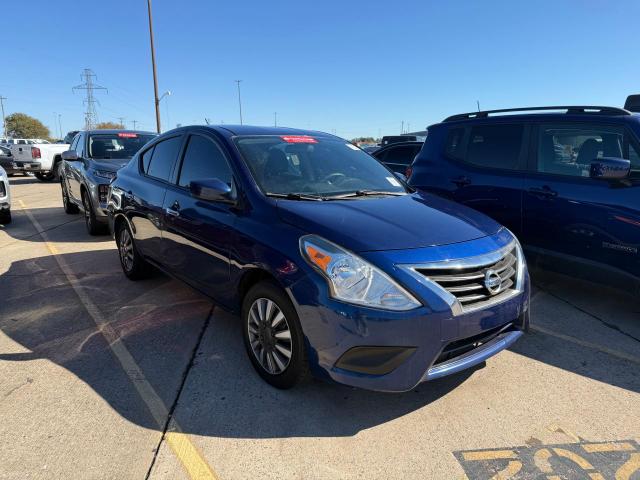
72 69 107 130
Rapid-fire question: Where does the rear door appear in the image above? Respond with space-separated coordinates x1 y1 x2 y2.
161 131 236 301
523 121 640 286
130 134 184 261
374 143 422 174
437 123 527 237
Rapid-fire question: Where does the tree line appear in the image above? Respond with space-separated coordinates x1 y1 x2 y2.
3 112 123 140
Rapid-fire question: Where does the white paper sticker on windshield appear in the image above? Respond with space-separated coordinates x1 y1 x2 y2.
346 143 360 150
386 176 401 187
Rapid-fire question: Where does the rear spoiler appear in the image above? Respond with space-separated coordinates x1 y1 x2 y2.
624 94 640 113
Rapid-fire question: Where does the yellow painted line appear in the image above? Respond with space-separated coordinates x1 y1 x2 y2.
589 473 606 480
533 448 553 474
552 447 594 470
531 325 640 365
462 450 517 461
19 201 218 480
490 460 522 480
616 452 640 480
583 442 636 453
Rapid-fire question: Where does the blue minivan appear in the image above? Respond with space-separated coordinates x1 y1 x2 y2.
108 126 530 392
408 106 640 295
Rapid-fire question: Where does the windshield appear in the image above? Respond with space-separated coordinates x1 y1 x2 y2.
235 135 407 198
88 133 156 160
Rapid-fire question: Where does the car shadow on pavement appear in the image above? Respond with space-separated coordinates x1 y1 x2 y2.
0 249 638 440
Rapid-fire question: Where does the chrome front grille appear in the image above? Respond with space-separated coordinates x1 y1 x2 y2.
401 241 523 315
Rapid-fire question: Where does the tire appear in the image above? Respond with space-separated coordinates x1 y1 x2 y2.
0 210 11 225
241 281 309 389
61 179 79 214
115 220 152 280
34 171 56 182
81 190 107 235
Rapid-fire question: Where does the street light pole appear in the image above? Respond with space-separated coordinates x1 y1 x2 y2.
147 0 161 133
58 114 62 139
235 80 243 125
274 112 277 127
0 96 6 138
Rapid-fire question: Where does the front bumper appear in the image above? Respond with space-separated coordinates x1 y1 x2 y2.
288 229 530 392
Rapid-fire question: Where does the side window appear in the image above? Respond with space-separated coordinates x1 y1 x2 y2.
445 127 465 159
384 145 419 166
537 124 624 177
70 135 80 152
146 136 182 182
177 134 233 188
140 146 155 173
626 137 640 172
75 134 84 157
465 124 523 170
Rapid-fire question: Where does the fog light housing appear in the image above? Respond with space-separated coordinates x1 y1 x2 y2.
335 346 416 375
98 184 109 203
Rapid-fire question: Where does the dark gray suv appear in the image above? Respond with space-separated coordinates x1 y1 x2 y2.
60 130 156 234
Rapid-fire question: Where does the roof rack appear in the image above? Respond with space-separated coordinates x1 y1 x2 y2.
444 106 631 122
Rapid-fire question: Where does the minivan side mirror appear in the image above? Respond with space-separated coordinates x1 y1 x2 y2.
189 178 235 203
589 157 630 180
61 150 80 161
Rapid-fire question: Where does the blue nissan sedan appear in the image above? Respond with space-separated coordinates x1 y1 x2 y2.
108 126 530 392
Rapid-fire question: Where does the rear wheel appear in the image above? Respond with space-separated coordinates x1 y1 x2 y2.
0 210 11 225
61 179 79 214
34 171 56 182
115 221 151 280
242 281 309 389
81 190 107 235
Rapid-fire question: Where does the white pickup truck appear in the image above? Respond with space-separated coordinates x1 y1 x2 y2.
9 142 69 181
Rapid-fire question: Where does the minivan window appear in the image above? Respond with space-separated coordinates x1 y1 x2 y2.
537 124 625 177
465 124 523 170
235 135 407 197
178 135 233 188
145 136 182 182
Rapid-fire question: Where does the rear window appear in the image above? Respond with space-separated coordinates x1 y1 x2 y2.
145 136 182 182
88 133 156 159
465 124 523 170
445 128 466 159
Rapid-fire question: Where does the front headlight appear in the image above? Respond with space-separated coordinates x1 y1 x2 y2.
92 169 116 180
300 235 421 311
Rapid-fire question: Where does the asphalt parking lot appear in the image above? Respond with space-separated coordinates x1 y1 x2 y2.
1 178 639 480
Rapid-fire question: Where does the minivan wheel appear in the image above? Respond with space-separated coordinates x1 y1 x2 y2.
115 221 151 280
81 190 106 235
242 281 309 389
61 179 79 214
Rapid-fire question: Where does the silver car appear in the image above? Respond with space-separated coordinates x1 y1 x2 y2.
60 130 156 235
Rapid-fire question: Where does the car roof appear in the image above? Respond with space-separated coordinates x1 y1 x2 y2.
185 125 337 139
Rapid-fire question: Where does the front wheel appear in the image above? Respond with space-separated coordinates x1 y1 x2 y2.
81 190 107 235
242 281 309 389
115 221 152 280
61 179 79 214
0 210 11 225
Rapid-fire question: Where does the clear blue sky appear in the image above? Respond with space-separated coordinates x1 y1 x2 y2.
3 0 639 139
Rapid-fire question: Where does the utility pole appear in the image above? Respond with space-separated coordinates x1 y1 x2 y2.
477 100 481 112
0 95 7 138
401 120 404 134
73 69 107 130
274 112 277 127
117 117 126 128
147 0 161 133
132 119 138 130
53 112 59 138
235 80 243 125
58 114 62 139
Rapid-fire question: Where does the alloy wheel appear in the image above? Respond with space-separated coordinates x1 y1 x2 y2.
247 298 292 374
118 227 134 272
82 194 91 228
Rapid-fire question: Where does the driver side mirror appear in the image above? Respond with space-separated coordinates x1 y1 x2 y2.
61 150 80 161
589 157 630 180
190 178 236 203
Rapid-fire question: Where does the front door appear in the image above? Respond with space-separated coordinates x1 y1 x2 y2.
161 132 236 302
523 122 640 287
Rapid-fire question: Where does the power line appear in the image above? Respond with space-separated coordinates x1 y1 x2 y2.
72 69 107 130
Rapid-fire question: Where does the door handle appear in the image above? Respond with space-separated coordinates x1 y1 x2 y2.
451 176 471 187
528 186 558 198
165 200 180 217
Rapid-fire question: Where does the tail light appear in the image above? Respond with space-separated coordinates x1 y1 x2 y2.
31 147 41 159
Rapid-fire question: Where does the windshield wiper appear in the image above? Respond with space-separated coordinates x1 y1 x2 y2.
325 190 408 199
266 192 325 201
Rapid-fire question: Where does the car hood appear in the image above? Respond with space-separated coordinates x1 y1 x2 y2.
90 159 131 171
276 191 503 252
